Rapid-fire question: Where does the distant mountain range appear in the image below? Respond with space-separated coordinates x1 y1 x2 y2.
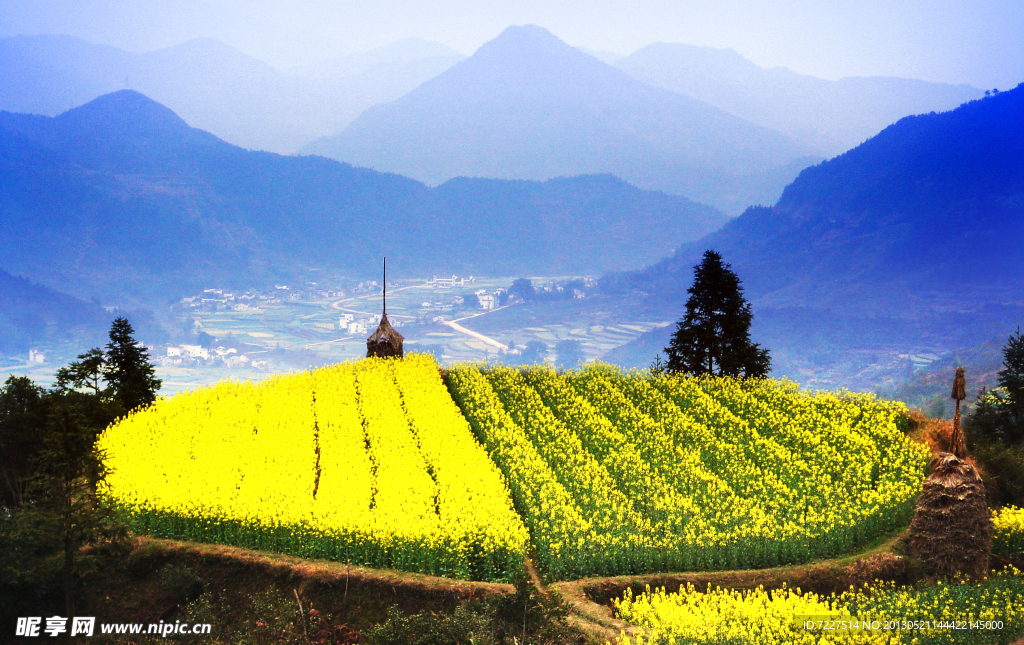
303 25 818 214
4 30 986 218
602 83 1024 387
0 34 464 153
614 43 983 157
293 39 463 82
0 90 726 309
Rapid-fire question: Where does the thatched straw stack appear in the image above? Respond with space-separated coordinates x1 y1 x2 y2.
907 452 993 579
366 313 404 359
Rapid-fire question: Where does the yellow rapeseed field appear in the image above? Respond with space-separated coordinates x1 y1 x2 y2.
101 357 940 583
992 506 1024 557
98 354 528 581
612 567 1024 644
447 363 930 580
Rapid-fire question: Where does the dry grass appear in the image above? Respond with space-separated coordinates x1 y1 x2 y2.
905 410 954 454
132 536 514 599
77 536 516 644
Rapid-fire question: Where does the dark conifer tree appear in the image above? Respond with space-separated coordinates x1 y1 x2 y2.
997 328 1024 436
664 250 770 377
54 348 107 396
0 376 47 507
970 328 1024 444
104 317 161 413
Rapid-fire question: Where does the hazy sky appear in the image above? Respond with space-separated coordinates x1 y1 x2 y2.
2 0 1022 89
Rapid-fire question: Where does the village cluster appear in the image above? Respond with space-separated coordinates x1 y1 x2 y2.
156 344 269 370
9 274 599 377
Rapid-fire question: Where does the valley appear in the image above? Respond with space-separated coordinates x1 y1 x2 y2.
130 274 672 395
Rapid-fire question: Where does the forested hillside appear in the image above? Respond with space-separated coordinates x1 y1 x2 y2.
602 84 1024 384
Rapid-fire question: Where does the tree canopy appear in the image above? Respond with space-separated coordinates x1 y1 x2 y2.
508 278 536 302
663 250 771 377
997 327 1024 431
105 317 162 413
969 328 1024 444
555 340 585 369
0 318 147 620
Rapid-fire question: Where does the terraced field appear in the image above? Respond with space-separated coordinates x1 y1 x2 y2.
447 364 930 580
100 356 930 583
99 355 529 581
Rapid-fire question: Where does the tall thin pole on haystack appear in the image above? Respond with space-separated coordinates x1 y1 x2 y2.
383 257 387 316
907 365 992 580
950 367 968 458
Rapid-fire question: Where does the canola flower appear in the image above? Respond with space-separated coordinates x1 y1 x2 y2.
98 354 528 581
612 567 1024 644
447 363 930 580
992 506 1024 557
100 356 939 583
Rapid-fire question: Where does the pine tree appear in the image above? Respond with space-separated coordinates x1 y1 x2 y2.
0 376 47 507
104 317 161 414
54 348 107 397
997 327 1024 436
971 328 1024 444
664 250 771 377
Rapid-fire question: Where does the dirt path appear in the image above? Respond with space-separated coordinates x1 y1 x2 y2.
543 533 915 643
443 319 510 351
523 557 548 598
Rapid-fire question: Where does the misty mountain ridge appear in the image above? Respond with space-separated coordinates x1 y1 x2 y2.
0 34 464 153
614 82 1024 308
615 42 984 156
0 90 726 309
303 24 818 214
3 29 985 216
293 38 464 80
7 88 223 172
0 268 111 354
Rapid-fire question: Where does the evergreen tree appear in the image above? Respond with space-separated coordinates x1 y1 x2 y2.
22 392 126 617
104 317 161 413
0 376 47 507
997 327 1024 435
54 347 122 431
54 348 107 396
0 383 128 622
969 328 1024 444
664 250 771 377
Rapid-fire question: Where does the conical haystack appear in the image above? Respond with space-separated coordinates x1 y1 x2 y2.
907 452 993 579
366 313 404 359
